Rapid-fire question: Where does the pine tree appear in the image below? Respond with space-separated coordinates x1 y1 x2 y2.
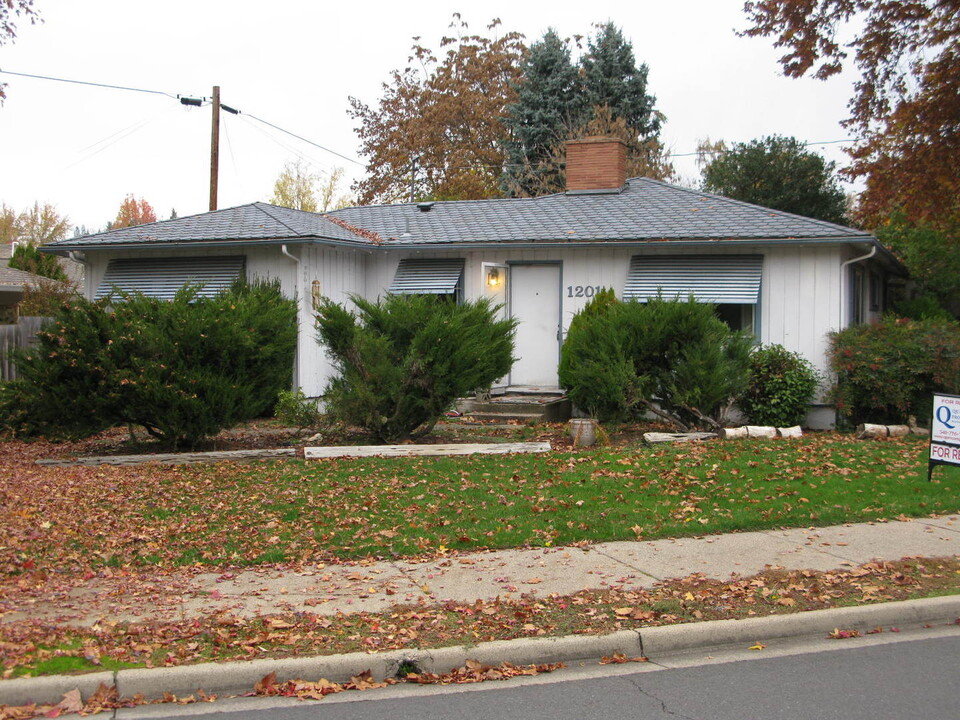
581 22 661 137
501 29 585 197
499 23 671 196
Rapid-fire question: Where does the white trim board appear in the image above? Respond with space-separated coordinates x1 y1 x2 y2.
304 442 551 459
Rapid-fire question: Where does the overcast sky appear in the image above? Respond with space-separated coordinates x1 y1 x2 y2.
0 0 860 232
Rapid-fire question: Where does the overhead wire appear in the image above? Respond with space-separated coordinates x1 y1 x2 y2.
235 113 342 180
0 68 179 99
3 68 855 183
243 112 365 167
63 106 178 171
1 68 366 169
76 111 168 154
221 112 246 199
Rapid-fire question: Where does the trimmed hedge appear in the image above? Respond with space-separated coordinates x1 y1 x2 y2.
0 280 297 447
559 294 753 429
316 294 516 442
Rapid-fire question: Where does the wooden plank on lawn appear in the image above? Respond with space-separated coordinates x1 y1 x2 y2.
36 448 298 467
304 441 551 459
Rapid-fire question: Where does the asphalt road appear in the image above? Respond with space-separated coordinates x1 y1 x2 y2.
118 630 960 720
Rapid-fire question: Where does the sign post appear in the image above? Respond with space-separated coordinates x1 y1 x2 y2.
929 392 960 480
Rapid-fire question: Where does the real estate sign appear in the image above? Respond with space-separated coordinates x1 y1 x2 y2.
929 392 960 479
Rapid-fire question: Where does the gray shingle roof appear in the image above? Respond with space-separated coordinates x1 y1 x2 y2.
48 179 871 252
49 202 366 249
0 265 49 288
331 179 868 244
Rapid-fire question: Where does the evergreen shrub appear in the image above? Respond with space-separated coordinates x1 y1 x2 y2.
829 316 960 425
559 294 753 429
315 294 516 442
739 344 820 427
9 242 68 281
0 280 297 447
274 389 324 432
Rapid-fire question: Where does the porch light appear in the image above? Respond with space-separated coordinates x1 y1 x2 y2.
486 267 500 288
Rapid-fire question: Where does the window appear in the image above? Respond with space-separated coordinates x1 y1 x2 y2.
624 254 762 332
714 304 755 332
869 270 882 312
851 266 866 324
388 258 465 303
96 256 246 300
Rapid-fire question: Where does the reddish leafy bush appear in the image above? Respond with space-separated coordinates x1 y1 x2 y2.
829 317 960 425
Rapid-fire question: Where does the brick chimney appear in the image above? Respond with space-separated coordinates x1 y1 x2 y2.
565 137 627 193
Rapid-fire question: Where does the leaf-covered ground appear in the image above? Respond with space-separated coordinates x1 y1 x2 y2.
1 433 957 575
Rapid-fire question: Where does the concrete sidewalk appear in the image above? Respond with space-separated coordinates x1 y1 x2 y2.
4 515 958 628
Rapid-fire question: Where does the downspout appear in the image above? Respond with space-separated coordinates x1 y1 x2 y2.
839 244 877 328
280 244 302 392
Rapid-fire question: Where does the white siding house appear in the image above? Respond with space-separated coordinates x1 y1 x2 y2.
47 139 903 428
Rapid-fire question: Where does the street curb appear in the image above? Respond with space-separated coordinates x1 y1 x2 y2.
2 597 958 707
0 672 115 710
639 595 960 656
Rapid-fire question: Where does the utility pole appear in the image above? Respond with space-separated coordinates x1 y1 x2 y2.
209 85 221 211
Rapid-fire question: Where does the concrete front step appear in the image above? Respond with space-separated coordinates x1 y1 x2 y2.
457 394 572 423
458 411 546 424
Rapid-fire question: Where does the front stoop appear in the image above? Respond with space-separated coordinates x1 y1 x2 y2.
455 389 572 424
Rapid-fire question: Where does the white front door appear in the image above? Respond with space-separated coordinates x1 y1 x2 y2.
509 263 561 387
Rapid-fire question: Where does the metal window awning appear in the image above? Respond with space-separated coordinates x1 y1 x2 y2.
95 256 246 300
624 255 763 304
388 258 464 295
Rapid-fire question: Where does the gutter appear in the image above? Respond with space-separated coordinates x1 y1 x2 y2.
280 245 302 392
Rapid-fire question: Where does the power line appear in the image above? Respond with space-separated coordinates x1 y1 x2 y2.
63 108 176 171
669 138 855 158
1 67 365 168
237 114 341 180
0 68 178 99
244 113 365 167
409 138 856 172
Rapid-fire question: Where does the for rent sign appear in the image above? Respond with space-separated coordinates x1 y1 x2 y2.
929 393 960 479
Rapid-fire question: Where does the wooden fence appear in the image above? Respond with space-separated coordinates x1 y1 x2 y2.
0 317 49 381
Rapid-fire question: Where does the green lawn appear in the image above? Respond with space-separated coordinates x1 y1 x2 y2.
5 432 955 573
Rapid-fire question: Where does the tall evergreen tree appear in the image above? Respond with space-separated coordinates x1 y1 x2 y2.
501 29 585 197
581 22 661 137
499 23 671 197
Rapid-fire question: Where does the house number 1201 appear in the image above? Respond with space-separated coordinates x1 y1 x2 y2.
567 285 602 298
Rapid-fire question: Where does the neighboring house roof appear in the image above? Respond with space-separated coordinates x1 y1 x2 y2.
47 177 880 253
0 265 48 291
3 241 83 284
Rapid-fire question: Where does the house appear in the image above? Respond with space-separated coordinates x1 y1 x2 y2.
2 241 85 286
45 138 904 428
0 265 50 324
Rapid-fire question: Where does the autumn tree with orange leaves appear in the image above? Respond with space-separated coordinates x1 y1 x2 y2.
348 16 525 204
113 195 157 229
741 0 959 231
